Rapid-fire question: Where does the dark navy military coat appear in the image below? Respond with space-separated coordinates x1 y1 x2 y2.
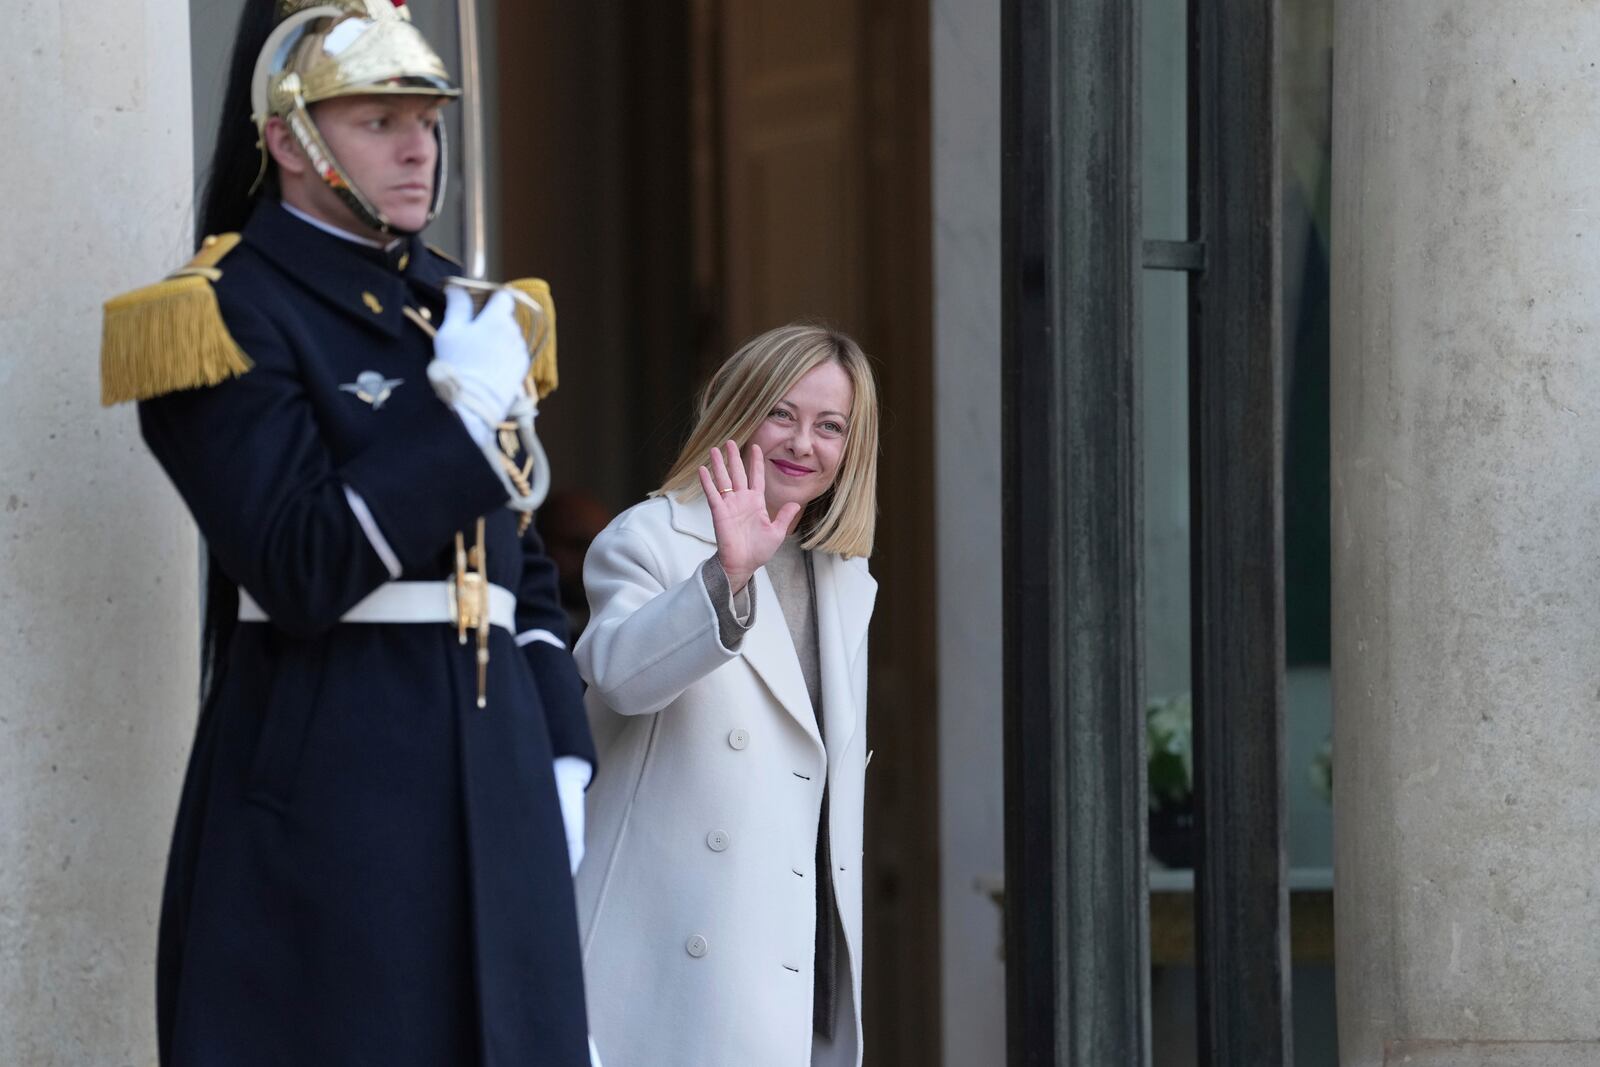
140 202 596 1066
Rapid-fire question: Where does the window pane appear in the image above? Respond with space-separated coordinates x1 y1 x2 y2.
1142 0 1188 242
1283 0 1337 1062
1142 0 1196 1061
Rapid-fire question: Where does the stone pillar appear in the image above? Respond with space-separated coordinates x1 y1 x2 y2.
933 0 1005 1063
1332 4 1600 1065
0 2 197 1062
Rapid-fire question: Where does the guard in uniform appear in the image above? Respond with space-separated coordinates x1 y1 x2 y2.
100 3 596 1063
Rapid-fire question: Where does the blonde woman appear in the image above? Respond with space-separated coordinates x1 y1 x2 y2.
573 324 879 1067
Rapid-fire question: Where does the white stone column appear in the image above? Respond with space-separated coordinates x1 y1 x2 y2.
1332 4 1600 1065
0 2 197 1062
933 1 1005 1062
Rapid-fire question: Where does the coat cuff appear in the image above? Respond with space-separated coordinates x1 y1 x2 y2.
700 555 756 651
339 399 509 569
522 640 598 764
342 485 403 579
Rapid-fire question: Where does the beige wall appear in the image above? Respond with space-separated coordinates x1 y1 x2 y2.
0 2 200 1064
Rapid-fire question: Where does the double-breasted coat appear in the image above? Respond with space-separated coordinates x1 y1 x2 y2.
572 493 876 1067
136 203 596 1066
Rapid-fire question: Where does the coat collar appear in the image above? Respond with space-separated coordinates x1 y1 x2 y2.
665 490 716 544
242 202 453 339
665 491 878 762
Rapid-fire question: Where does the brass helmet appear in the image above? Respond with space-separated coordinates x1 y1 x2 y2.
251 0 461 234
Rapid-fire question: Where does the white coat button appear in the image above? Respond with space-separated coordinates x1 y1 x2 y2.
728 728 750 750
686 934 709 958
706 829 730 852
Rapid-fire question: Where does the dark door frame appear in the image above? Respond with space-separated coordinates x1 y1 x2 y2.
1001 0 1287 1062
1188 0 1290 1062
1000 1 1149 1063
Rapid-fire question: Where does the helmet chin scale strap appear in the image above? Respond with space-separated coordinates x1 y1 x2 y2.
281 81 451 238
283 90 392 234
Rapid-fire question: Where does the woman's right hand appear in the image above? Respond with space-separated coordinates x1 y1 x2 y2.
697 440 801 594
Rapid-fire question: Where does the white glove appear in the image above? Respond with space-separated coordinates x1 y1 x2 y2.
553 756 592 875
427 286 530 448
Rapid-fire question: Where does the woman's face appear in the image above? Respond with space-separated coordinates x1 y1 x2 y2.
748 360 855 522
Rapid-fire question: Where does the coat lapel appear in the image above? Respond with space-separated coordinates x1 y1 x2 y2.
742 566 824 752
664 493 824 751
813 551 877 763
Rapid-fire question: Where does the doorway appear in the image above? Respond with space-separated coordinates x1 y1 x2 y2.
496 3 940 1061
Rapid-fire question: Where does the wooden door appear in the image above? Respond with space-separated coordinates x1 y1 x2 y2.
716 3 866 347
500 1 939 1057
694 2 939 1062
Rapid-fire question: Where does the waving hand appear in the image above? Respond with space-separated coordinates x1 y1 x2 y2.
696 440 802 594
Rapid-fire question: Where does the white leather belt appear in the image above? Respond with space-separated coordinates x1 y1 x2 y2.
237 580 517 632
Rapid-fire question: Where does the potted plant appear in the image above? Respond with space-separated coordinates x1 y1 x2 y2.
1146 692 1195 869
1310 733 1332 806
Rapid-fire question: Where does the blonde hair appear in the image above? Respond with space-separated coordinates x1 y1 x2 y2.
655 323 879 558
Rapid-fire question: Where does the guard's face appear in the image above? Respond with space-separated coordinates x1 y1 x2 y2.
313 94 443 235
748 360 855 520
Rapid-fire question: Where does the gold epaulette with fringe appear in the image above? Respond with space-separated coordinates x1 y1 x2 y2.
506 278 558 400
100 234 251 406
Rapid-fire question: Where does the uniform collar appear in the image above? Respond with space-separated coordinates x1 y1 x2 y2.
279 201 398 251
243 201 453 337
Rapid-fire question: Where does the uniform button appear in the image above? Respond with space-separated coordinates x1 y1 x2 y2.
728 728 749 750
419 305 432 321
706 829 730 853
686 934 709 958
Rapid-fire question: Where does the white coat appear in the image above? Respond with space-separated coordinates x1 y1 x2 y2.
573 493 876 1067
